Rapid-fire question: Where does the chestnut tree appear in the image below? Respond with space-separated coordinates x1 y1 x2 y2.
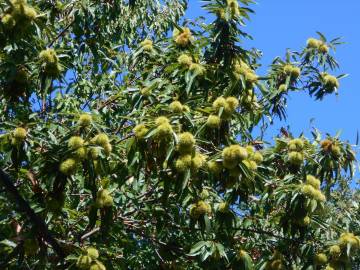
0 0 359 269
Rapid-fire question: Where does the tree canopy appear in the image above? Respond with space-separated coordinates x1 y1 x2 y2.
0 0 359 269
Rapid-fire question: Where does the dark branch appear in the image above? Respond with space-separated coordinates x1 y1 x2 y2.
80 227 100 241
47 20 75 47
0 169 66 260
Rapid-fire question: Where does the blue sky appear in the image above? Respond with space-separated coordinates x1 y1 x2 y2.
186 1 360 148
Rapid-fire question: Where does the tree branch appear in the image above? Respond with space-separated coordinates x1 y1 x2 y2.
47 20 75 47
80 227 100 242
234 226 303 243
0 169 66 260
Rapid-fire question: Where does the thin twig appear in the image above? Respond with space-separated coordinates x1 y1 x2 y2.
234 226 302 242
80 227 100 241
47 20 75 47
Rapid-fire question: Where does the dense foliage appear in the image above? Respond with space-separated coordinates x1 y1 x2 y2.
0 0 359 269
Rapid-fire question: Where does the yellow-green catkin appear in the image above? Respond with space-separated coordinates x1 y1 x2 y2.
155 116 169 125
314 253 328 265
133 124 148 139
242 159 258 171
330 144 341 157
189 63 205 75
59 158 77 175
320 139 332 151
39 48 61 76
319 43 329 54
283 64 301 79
297 216 311 227
155 117 173 140
103 143 112 156
241 89 258 107
92 133 112 156
226 0 240 17
140 87 151 97
329 245 341 257
199 189 209 199
287 138 305 166
212 96 239 119
189 200 211 219
76 255 92 269
288 138 304 152
225 96 239 111
156 123 173 139
191 152 206 171
39 48 58 64
140 39 153 51
68 136 84 150
212 97 227 112
307 38 321 49
96 189 113 208
339 232 360 249
306 175 321 189
177 54 192 66
207 160 222 175
175 154 192 172
245 145 254 156
1 14 16 29
222 145 248 169
173 27 192 47
218 202 229 213
95 133 110 146
78 114 92 127
89 148 100 160
74 147 87 160
223 96 239 117
12 127 27 144
182 105 190 113
206 115 221 128
323 74 339 89
169 101 183 113
177 132 195 154
11 0 37 22
301 184 326 202
86 247 99 259
89 261 106 270
278 84 287 92
252 152 263 164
